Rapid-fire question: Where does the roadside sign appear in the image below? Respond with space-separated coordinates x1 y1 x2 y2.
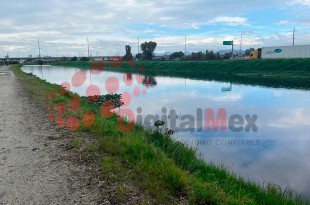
223 41 233 45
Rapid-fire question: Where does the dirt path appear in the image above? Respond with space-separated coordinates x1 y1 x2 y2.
0 66 99 205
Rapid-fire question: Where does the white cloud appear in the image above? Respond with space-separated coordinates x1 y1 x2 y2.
289 0 310 6
210 17 249 26
214 93 243 102
159 17 175 21
267 108 310 128
278 20 289 25
0 0 309 56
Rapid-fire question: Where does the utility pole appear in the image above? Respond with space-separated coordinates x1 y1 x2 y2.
185 35 187 55
38 40 41 59
87 37 90 57
240 33 243 56
138 37 140 54
232 42 234 58
293 27 296 46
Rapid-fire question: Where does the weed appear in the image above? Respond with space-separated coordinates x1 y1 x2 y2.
70 138 82 149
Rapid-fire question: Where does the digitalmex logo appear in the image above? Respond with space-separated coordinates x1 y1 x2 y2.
44 58 148 133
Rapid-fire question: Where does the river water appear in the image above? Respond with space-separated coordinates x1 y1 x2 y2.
21 65 310 199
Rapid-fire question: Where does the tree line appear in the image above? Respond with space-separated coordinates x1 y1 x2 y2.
65 42 256 62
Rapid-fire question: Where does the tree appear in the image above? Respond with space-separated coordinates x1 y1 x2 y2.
135 53 143 60
60 57 68 61
169 51 184 60
206 50 217 60
80 57 90 61
244 48 255 56
223 53 231 59
141 41 157 60
124 45 133 61
70 56 77 61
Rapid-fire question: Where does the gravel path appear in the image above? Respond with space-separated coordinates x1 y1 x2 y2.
0 66 99 205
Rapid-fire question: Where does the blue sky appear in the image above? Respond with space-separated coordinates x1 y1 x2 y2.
0 0 310 57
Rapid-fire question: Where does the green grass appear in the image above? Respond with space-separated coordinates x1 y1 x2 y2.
69 137 83 149
11 64 310 205
51 59 310 90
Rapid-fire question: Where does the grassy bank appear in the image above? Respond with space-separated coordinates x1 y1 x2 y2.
51 59 310 90
12 64 309 205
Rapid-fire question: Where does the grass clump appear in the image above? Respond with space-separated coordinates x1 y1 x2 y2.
69 137 83 149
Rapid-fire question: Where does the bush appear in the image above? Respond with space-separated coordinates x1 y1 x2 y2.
80 57 90 61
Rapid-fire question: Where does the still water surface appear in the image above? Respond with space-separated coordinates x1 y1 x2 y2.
21 65 310 198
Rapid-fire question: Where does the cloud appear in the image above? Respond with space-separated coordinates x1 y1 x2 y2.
289 0 310 6
0 0 309 56
214 93 243 102
278 20 289 25
267 108 310 128
210 17 249 26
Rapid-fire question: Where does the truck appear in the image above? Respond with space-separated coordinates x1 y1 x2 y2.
247 45 310 59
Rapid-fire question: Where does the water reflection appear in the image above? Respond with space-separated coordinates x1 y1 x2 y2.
21 65 310 199
142 76 157 87
125 73 132 82
221 82 232 92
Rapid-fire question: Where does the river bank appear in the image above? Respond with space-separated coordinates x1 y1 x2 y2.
51 59 310 90
12 64 310 204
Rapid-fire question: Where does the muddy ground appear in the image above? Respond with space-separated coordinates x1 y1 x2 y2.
0 66 99 205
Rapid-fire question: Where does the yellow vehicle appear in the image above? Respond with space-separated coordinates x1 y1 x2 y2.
246 48 262 59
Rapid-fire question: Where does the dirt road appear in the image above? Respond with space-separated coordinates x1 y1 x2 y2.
0 66 99 205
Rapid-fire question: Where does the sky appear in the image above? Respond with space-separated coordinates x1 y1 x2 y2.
0 0 310 57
